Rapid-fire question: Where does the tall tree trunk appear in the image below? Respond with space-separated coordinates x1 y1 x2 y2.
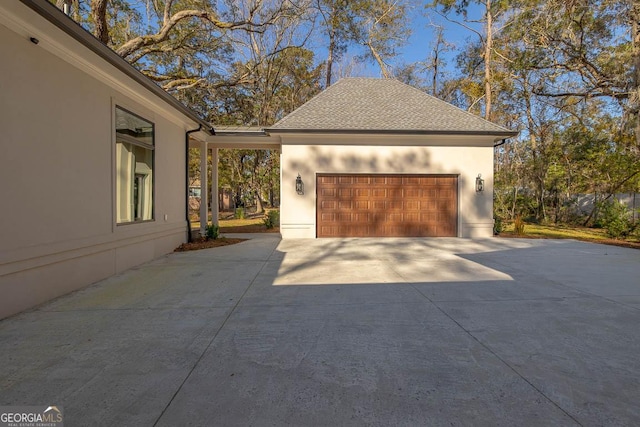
367 41 390 78
484 0 493 121
326 27 336 87
255 194 264 214
632 0 640 152
523 76 546 220
432 36 439 96
91 0 109 44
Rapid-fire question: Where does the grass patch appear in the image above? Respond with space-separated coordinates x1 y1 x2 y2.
500 222 640 249
220 217 265 228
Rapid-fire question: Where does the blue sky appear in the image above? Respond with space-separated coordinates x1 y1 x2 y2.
345 3 486 79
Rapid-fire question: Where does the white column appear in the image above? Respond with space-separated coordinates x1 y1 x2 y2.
199 142 208 236
210 147 219 227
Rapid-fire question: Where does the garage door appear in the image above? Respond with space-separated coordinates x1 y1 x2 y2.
317 174 458 237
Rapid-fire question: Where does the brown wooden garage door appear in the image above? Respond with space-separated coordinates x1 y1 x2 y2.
317 174 458 237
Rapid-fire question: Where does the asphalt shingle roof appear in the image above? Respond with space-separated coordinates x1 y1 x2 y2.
268 78 515 136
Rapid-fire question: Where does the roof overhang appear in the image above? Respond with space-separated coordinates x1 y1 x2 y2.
188 128 281 149
266 128 519 143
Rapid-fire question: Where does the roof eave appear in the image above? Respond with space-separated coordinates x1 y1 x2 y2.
265 128 518 141
19 0 213 135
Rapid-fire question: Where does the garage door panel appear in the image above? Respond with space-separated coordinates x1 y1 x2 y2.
372 188 387 198
419 177 435 185
338 200 353 210
352 226 372 237
354 188 371 198
405 212 420 222
352 212 370 222
405 200 420 211
436 177 455 185
354 176 371 184
384 225 405 236
318 176 337 185
386 176 402 185
402 176 422 185
371 200 386 210
320 212 336 222
317 174 457 238
420 211 439 222
404 188 421 198
421 200 438 211
384 212 402 222
438 187 456 197
354 200 370 210
320 200 337 209
388 200 403 211
338 188 352 198
388 188 403 198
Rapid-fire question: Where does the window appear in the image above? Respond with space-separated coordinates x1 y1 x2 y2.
189 187 202 198
115 106 154 223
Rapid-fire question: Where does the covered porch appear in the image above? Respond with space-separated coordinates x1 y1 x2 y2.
190 127 281 237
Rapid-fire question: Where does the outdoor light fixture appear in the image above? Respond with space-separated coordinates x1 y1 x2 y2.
295 173 304 195
476 174 485 192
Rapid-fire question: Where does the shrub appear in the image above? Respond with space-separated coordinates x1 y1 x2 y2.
206 223 219 240
513 215 525 235
493 215 503 235
234 207 245 219
596 199 636 239
264 210 280 229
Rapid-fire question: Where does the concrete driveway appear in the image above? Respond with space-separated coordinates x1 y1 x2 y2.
1 235 639 426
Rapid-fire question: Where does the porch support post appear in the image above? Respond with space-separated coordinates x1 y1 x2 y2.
199 142 209 236
210 147 219 227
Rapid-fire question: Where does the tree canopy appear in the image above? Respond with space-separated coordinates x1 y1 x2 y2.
56 0 639 226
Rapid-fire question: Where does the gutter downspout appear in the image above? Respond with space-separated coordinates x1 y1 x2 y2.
493 138 508 148
185 125 202 243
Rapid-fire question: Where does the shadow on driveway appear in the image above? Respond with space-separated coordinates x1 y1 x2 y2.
0 235 638 426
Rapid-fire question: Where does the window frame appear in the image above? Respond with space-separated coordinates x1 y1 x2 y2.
115 105 156 225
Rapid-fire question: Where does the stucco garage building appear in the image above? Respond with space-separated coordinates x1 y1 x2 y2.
207 78 516 239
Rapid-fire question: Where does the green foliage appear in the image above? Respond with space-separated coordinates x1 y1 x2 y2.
206 223 219 240
493 215 503 235
263 210 280 229
234 207 245 220
595 200 637 239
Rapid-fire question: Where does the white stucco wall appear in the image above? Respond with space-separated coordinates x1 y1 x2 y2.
279 134 495 239
0 7 197 319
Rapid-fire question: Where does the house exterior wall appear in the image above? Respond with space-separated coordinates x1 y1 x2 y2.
279 134 496 239
0 10 192 319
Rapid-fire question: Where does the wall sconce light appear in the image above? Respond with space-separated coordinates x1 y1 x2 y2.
295 173 304 195
476 174 485 192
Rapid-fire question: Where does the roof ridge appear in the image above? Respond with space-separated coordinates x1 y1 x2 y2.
269 77 517 138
